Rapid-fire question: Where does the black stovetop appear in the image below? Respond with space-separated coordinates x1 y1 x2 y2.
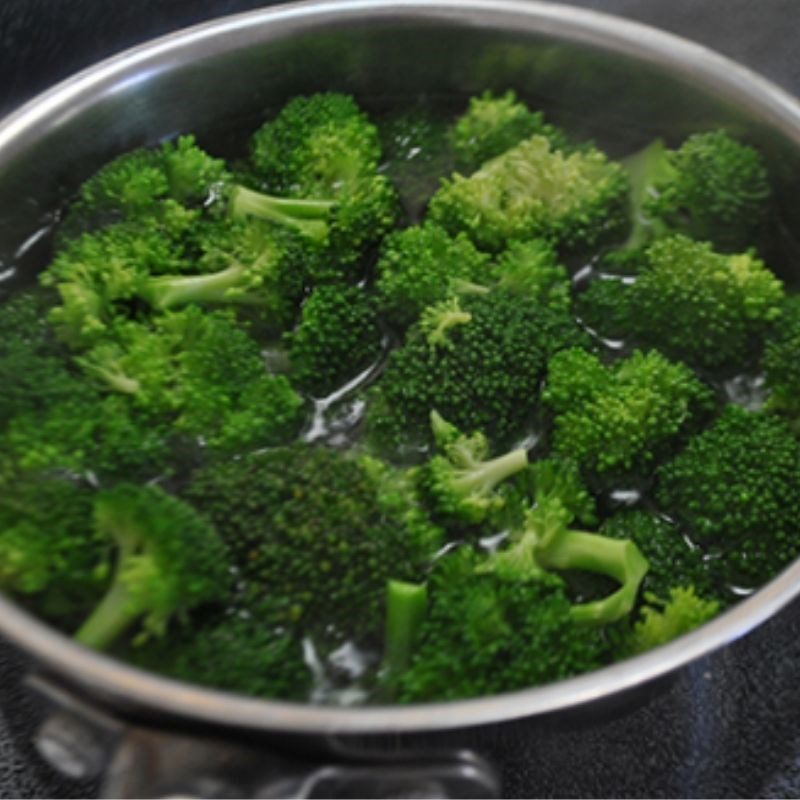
2 1 800 797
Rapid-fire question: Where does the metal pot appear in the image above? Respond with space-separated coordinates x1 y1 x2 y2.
2 1 800 795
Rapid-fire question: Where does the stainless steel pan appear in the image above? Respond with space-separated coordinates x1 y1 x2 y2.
2 1 800 795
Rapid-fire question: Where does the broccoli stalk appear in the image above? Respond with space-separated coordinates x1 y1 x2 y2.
480 461 649 625
417 411 529 525
229 184 331 242
383 580 428 678
74 485 229 650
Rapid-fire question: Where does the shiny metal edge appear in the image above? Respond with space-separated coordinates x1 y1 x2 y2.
2 0 800 735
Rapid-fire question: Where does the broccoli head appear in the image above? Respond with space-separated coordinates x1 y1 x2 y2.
622 131 770 252
763 294 800 423
429 134 629 252
542 348 716 477
656 406 800 589
366 288 590 451
451 90 569 172
285 284 384 396
186 444 437 640
395 547 609 703
374 222 492 329
74 484 230 650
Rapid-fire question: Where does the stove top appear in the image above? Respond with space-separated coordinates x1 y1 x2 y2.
1 1 800 796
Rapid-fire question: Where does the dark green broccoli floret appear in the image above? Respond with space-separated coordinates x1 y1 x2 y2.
186 444 437 639
576 235 784 371
622 131 770 252
74 484 230 650
124 606 312 701
285 284 383 396
493 238 572 312
0 475 105 624
480 459 649 625
395 547 609 703
574 276 635 340
451 90 569 172
367 288 590 450
599 510 720 604
542 348 715 477
374 222 492 329
625 588 720 655
429 134 629 252
656 406 800 589
0 288 78 425
415 412 529 526
763 294 800 423
249 92 399 266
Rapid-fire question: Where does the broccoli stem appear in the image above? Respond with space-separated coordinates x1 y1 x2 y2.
230 185 331 242
141 262 249 310
621 139 672 249
74 574 138 650
539 530 649 624
77 359 140 395
453 449 529 496
383 579 428 677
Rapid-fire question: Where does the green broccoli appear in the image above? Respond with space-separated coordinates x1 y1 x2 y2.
493 238 572 312
394 547 609 703
656 406 800 589
249 92 399 266
382 579 429 681
366 287 590 450
625 588 720 655
0 475 105 625
763 294 800 423
479 459 649 625
185 444 438 640
77 307 305 455
542 348 715 477
622 131 770 252
574 235 784 371
451 90 569 172
415 412 529 526
74 484 230 650
123 606 312 701
285 284 383 396
428 134 629 252
374 222 492 329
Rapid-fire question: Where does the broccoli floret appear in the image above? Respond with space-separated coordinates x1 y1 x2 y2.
374 221 492 329
479 459 649 625
416 412 529 526
576 235 784 371
75 308 305 455
493 239 572 312
185 444 436 639
599 510 720 604
622 132 770 252
59 135 332 245
124 606 312 701
625 588 720 655
451 90 569 172
574 276 635 340
0 288 79 425
285 284 383 396
74 484 230 650
428 134 629 252
367 288 590 450
763 294 800 422
43 215 310 346
542 348 715 477
250 92 399 266
656 406 800 589
0 475 105 624
395 547 609 703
